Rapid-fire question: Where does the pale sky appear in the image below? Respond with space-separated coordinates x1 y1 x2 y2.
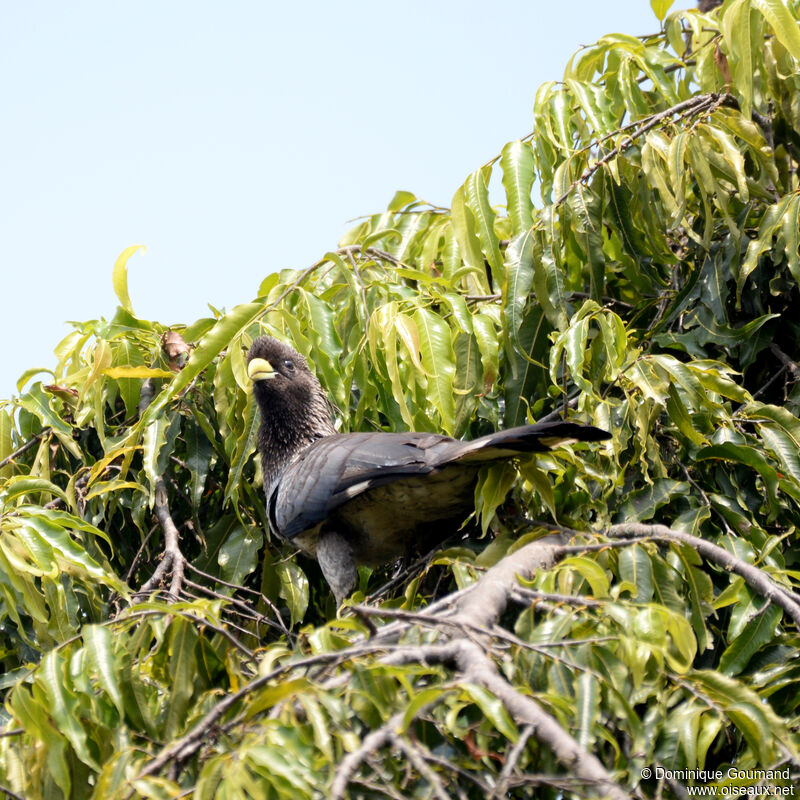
1 2 686 398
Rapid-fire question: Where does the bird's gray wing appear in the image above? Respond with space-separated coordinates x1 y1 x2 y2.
268 432 451 540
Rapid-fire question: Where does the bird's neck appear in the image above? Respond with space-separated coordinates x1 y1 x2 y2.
258 394 335 491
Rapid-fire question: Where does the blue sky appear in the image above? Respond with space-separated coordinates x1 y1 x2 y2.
1 2 686 397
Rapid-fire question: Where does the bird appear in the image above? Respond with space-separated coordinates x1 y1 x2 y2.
247 336 611 606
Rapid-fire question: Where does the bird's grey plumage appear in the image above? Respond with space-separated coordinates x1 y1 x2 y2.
248 336 611 606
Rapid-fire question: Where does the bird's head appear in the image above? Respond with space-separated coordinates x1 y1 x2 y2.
247 336 315 403
246 336 335 447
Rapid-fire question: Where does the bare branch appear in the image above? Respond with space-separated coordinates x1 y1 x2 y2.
331 706 450 800
383 639 632 800
136 477 187 601
770 343 800 381
555 92 737 205
0 429 49 470
607 523 800 627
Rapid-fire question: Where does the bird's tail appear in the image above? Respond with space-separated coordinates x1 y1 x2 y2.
455 421 610 462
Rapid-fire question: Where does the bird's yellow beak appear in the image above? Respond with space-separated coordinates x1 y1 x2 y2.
247 357 276 382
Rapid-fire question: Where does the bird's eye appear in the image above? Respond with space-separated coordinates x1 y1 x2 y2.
284 359 295 371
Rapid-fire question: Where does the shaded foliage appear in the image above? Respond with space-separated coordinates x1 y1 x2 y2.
1 1 800 797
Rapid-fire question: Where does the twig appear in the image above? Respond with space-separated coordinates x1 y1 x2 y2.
0 783 26 800
366 539 632 799
394 738 451 800
510 587 602 608
0 429 49 470
493 724 534 798
131 644 394 791
182 575 290 638
536 395 579 424
555 92 737 205
465 293 502 303
124 523 160 584
571 291 634 310
330 704 447 800
770 344 800 381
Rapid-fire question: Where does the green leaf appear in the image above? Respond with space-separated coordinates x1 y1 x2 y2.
534 208 568 330
503 229 536 347
780 193 800 286
0 476 69 508
400 687 451 733
40 649 100 770
614 480 689 522
0 408 14 479
18 383 73 438
185 418 214 509
164 617 199 739
112 245 145 315
688 670 789 763
519 461 556 520
276 561 309 627
451 185 490 294
452 331 482 435
745 404 800 485
665 384 707 446
719 603 782 676
20 513 125 591
83 623 125 716
142 414 169 497
721 0 755 118
696 443 780 515
557 555 610 598
387 190 416 211
673 545 713 653
650 0 674 22
218 525 261 586
503 305 551 428
752 0 800 61
103 366 175 379
475 462 517 536
245 677 313 720
461 683 518 741
500 140 534 236
618 545 654 602
413 306 456 434
568 181 605 302
465 166 504 276
223 391 260 508
8 684 71 794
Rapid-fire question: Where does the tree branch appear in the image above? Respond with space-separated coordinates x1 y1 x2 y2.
382 639 633 800
136 477 187 601
343 538 633 799
606 523 800 628
770 343 800 381
555 92 737 205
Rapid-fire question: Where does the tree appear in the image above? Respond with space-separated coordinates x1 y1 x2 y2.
1 1 800 797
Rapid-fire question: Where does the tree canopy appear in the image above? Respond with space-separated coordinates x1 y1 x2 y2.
2 1 800 797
